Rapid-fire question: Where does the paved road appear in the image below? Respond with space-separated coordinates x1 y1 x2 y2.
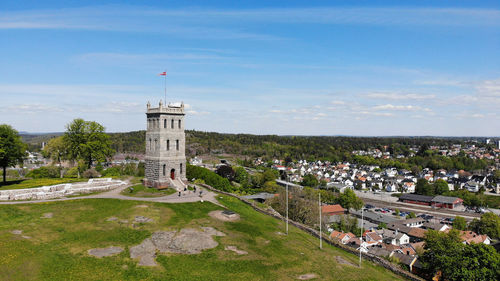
0 182 221 206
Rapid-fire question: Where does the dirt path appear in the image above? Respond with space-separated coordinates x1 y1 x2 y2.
0 182 220 206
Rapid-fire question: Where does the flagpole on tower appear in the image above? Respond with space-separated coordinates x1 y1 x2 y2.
158 71 167 104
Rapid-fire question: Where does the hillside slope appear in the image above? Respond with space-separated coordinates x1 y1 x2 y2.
0 196 402 280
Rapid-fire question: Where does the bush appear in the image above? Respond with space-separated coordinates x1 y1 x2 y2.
101 166 122 177
64 167 79 178
82 169 100 178
25 166 60 178
186 164 234 192
101 163 144 177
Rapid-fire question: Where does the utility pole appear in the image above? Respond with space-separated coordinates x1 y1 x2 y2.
286 177 289 235
319 192 322 249
359 207 364 267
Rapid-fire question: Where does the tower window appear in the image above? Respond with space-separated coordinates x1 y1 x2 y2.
154 139 158 151
171 119 174 129
176 140 179 151
163 164 166 176
180 163 183 174
166 140 170 151
178 120 181 129
164 119 167 128
148 138 151 151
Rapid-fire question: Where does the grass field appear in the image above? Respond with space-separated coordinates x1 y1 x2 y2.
0 178 87 190
120 184 177 197
0 195 403 280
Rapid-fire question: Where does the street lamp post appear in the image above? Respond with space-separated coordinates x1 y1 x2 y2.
319 192 322 249
359 207 364 267
286 177 289 235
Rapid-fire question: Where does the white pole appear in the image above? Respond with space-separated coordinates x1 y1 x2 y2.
286 180 289 235
164 69 167 103
319 192 322 249
359 207 363 267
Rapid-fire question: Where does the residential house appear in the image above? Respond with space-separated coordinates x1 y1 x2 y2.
330 231 356 244
321 204 345 216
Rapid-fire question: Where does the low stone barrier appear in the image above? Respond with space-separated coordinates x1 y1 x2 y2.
200 183 424 281
0 178 126 201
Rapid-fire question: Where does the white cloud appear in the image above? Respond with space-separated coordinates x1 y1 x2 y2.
359 111 394 117
365 92 435 100
330 100 345 105
476 78 500 100
372 104 431 112
0 103 64 113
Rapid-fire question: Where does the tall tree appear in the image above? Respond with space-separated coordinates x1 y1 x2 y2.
433 179 449 195
421 229 500 280
337 188 364 210
63 119 114 171
415 178 434 196
469 212 500 240
452 216 467 230
0 125 26 184
42 136 66 178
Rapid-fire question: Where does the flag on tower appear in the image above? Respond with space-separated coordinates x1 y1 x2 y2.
158 71 167 76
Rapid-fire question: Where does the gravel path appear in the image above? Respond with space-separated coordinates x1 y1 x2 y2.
0 182 220 206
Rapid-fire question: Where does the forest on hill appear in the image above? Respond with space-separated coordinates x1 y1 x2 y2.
21 130 493 171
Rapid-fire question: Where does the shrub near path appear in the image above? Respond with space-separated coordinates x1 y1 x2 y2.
0 197 402 280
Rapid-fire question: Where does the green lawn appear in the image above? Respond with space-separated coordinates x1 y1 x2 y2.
120 184 177 197
0 178 87 190
0 196 403 280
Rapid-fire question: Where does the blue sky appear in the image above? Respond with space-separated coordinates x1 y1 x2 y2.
1 0 499 136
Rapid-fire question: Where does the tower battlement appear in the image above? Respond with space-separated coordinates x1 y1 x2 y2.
146 100 185 115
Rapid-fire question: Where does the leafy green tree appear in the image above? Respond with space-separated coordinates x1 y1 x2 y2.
378 222 387 229
494 170 500 183
0 125 26 184
433 179 449 195
406 212 416 219
301 174 319 187
415 178 434 196
234 166 249 186
337 188 364 210
469 212 500 239
453 216 467 231
63 119 114 171
42 136 66 177
261 169 278 183
421 229 500 280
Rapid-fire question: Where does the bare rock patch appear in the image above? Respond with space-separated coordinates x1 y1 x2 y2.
41 212 53 219
135 204 149 208
130 227 225 266
106 216 118 222
88 246 124 258
297 273 318 280
134 216 153 223
335 256 356 266
11 230 23 235
224 245 248 255
208 210 240 222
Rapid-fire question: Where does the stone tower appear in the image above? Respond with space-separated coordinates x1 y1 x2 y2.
144 100 186 188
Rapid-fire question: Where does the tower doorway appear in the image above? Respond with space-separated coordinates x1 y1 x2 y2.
170 169 175 180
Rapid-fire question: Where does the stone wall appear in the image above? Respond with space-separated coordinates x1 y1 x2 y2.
200 183 424 281
0 178 126 201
